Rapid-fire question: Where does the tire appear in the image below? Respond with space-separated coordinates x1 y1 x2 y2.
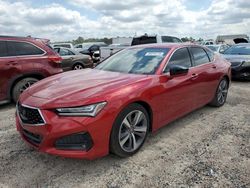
209 78 229 107
72 63 84 70
12 77 39 103
110 103 150 157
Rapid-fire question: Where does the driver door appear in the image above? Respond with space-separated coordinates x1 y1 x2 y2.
153 47 197 128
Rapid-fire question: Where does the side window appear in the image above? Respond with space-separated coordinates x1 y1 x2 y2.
164 48 192 73
205 49 214 62
53 48 60 53
190 47 210 66
0 41 8 57
173 37 182 43
59 49 74 56
59 48 70 56
7 41 44 56
67 50 75 55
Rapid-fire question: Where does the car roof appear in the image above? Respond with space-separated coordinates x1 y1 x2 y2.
128 43 202 49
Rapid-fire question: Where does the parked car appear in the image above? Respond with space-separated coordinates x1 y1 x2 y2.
222 43 250 80
206 44 230 54
203 40 215 45
78 43 108 58
74 42 107 51
216 34 249 45
0 36 62 104
99 43 131 62
16 43 231 159
54 47 93 71
51 43 74 49
100 34 182 61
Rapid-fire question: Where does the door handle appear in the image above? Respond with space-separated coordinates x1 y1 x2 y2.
191 73 199 80
6 61 17 66
212 64 217 69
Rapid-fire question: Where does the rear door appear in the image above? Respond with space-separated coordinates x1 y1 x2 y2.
189 47 220 108
58 48 75 71
0 41 22 101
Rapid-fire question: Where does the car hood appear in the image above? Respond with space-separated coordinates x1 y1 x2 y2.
223 54 250 62
26 69 148 107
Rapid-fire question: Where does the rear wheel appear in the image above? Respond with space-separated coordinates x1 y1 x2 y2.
12 77 39 102
72 63 84 70
110 103 149 157
209 78 229 107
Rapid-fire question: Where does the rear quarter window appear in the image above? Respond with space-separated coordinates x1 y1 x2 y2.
190 47 210 66
205 49 214 62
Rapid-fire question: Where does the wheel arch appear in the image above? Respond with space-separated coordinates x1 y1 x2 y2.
135 101 153 132
7 73 45 101
72 62 85 69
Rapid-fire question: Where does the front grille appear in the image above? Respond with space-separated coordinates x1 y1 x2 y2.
22 129 42 146
55 132 93 151
17 103 45 125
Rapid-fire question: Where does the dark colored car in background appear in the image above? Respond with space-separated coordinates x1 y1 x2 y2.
16 43 231 159
222 43 250 80
54 47 93 71
79 43 108 59
0 36 62 104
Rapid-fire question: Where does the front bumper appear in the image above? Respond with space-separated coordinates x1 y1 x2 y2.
16 104 115 160
231 66 250 80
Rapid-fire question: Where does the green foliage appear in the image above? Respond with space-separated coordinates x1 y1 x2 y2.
72 36 112 45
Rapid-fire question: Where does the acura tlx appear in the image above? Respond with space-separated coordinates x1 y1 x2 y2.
16 43 231 159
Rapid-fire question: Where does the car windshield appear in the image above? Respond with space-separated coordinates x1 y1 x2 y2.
207 46 219 52
223 45 250 55
96 47 170 75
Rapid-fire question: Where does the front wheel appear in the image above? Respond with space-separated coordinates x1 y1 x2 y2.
209 78 229 107
12 77 39 103
110 103 149 157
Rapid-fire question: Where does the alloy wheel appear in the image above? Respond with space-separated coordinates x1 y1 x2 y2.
19 80 37 93
74 64 83 70
118 110 148 152
217 79 228 105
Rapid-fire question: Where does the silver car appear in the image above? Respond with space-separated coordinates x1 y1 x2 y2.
222 43 250 80
206 44 229 54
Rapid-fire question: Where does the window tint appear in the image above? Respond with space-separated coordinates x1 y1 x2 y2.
190 47 210 66
205 49 214 62
164 48 191 72
6 41 44 56
59 48 75 56
0 41 8 57
131 36 157 46
162 36 182 43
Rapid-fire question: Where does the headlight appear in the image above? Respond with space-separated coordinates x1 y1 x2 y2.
242 61 250 67
56 102 107 117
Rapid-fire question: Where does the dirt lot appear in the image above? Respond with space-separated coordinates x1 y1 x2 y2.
0 81 249 188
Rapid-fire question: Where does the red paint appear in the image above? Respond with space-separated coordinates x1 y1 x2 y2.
0 36 62 102
16 44 231 159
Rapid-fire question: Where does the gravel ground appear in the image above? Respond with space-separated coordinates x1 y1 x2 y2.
0 81 249 188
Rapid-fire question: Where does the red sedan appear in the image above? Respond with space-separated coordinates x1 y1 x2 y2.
16 44 231 159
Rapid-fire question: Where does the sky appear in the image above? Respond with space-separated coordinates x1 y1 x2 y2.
0 0 249 42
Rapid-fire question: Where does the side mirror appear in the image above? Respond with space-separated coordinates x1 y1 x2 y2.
169 65 189 76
